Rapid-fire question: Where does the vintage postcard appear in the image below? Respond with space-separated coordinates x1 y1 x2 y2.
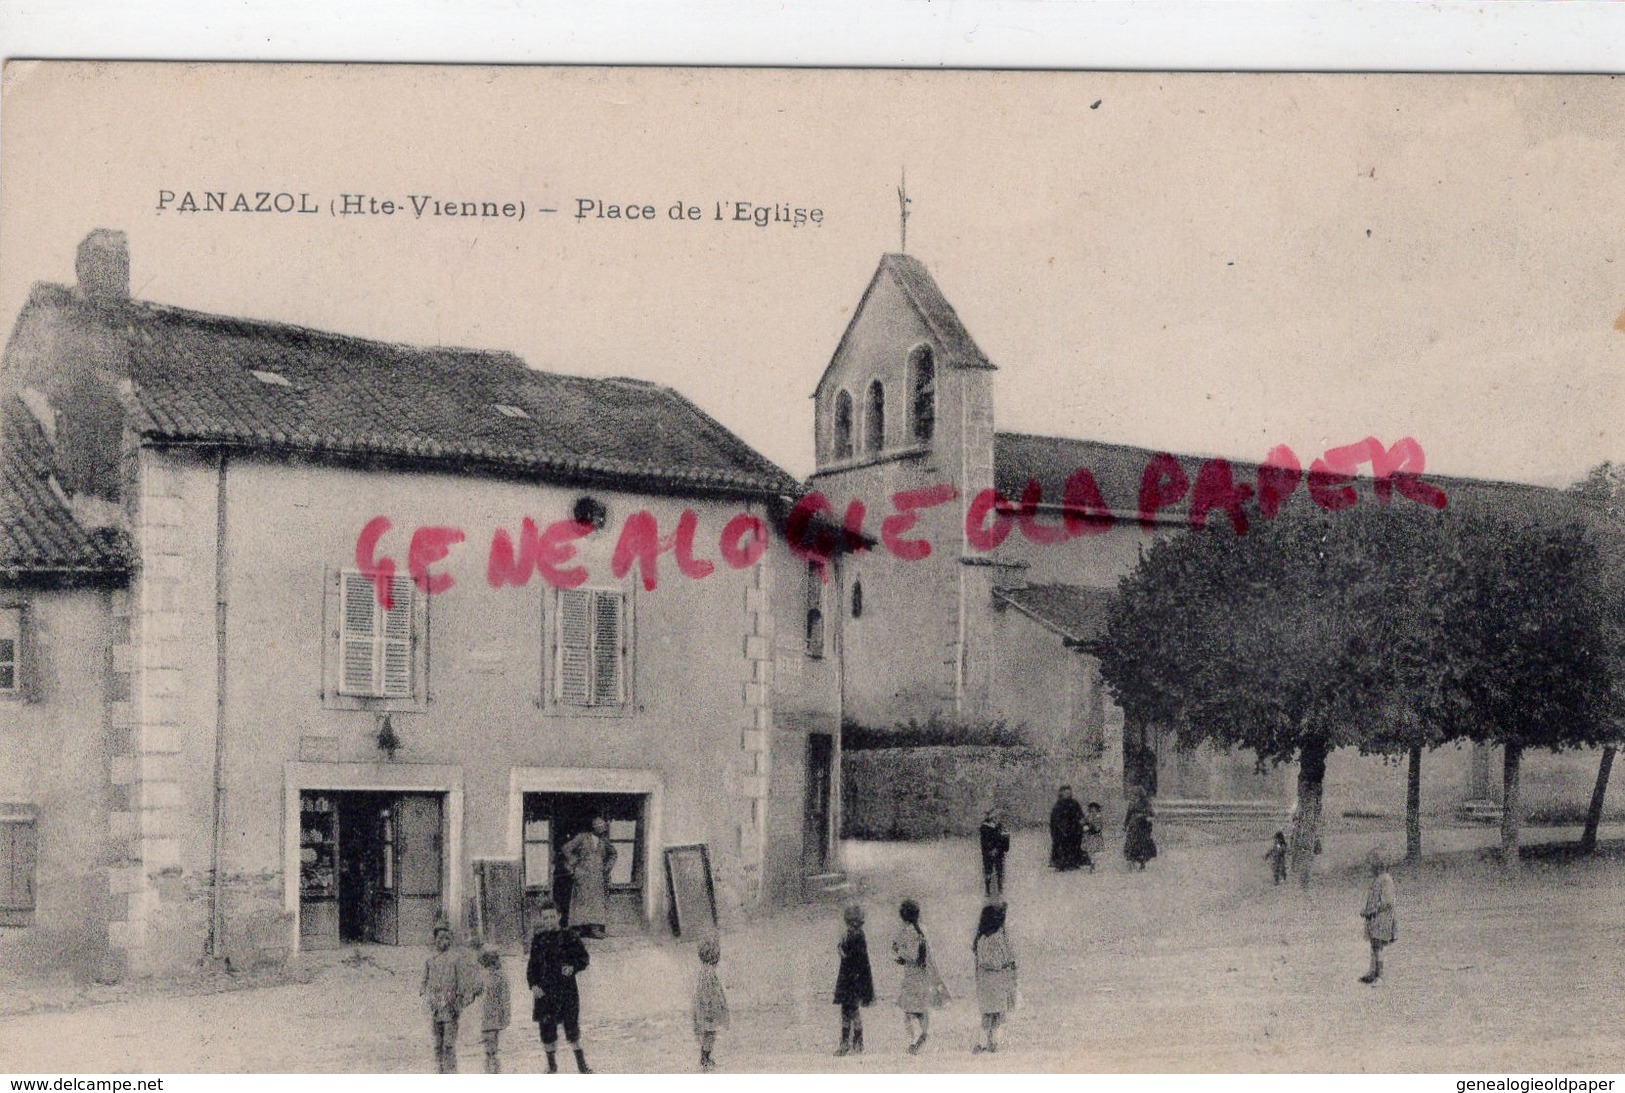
0 63 1621 1076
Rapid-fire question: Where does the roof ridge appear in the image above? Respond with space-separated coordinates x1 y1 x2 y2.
32 280 526 366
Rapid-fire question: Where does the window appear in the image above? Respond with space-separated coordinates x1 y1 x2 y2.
864 381 886 454
522 814 553 892
804 562 825 658
338 571 415 699
851 578 864 619
0 608 19 696
910 345 936 442
607 819 639 887
0 818 36 926
554 588 628 707
832 390 854 460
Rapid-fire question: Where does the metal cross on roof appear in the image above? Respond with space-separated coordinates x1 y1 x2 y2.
897 168 912 254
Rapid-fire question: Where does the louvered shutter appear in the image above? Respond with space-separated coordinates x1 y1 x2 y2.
339 572 415 698
591 591 625 705
380 575 414 698
556 589 592 704
339 573 378 696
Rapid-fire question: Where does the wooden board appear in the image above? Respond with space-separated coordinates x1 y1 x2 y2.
474 858 525 946
663 844 716 939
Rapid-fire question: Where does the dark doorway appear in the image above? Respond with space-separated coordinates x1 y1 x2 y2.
805 733 834 872
299 790 444 949
521 792 646 936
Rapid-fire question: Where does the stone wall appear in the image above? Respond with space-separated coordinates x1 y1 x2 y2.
841 745 1121 839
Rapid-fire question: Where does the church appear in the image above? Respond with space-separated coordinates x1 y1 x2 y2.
808 252 1621 835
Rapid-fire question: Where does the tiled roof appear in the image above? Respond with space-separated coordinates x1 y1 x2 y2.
822 255 993 389
994 430 1553 520
16 283 800 500
878 254 993 370
993 583 1113 645
0 397 129 577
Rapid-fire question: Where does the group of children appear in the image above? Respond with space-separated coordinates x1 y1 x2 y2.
830 898 1018 1059
422 833 1400 1073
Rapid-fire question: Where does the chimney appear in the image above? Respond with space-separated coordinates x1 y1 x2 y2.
75 229 130 299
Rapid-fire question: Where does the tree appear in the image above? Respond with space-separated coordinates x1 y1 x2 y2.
1567 463 1625 853
1100 488 1619 878
1100 502 1434 883
1417 501 1616 863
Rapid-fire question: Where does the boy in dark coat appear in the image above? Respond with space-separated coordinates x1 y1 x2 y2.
978 809 1010 896
832 903 875 1056
527 900 594 1073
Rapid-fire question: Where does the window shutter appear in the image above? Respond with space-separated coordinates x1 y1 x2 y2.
556 589 592 704
339 573 377 696
591 592 625 705
380 575 414 698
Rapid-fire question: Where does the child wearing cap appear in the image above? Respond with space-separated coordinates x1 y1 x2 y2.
420 923 481 1073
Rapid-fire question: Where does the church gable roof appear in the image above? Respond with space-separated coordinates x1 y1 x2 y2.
13 283 799 501
816 254 993 398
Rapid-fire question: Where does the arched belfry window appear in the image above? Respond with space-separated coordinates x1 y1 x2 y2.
833 389 854 460
910 345 936 443
851 578 864 619
864 381 885 454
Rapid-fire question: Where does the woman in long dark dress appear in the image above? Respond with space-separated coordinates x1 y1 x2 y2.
1124 792 1157 869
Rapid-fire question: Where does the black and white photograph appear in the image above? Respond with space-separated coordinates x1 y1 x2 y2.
0 62 1622 1075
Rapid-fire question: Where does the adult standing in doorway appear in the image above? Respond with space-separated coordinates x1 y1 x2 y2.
562 817 617 939
1048 786 1084 871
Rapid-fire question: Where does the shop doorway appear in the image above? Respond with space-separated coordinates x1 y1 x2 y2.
521 792 645 936
299 790 444 949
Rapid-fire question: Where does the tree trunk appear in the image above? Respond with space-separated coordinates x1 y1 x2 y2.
1291 736 1329 886
1579 745 1616 854
1405 745 1422 862
1500 742 1523 867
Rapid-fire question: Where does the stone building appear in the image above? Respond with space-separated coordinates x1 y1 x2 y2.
0 231 842 977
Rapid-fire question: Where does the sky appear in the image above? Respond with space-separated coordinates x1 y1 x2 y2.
2 65 1621 487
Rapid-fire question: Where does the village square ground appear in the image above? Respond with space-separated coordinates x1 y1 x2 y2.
1 822 1621 1075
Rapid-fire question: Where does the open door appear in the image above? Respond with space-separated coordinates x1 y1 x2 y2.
394 793 444 945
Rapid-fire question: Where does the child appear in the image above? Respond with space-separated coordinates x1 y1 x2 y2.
527 899 594 1073
891 899 949 1055
1265 831 1289 886
476 948 511 1073
692 936 731 1072
420 923 481 1073
1082 802 1105 872
971 902 1017 1054
832 904 875 1056
1360 849 1398 984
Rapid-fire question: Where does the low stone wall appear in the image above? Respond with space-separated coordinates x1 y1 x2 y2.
841 745 1118 839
